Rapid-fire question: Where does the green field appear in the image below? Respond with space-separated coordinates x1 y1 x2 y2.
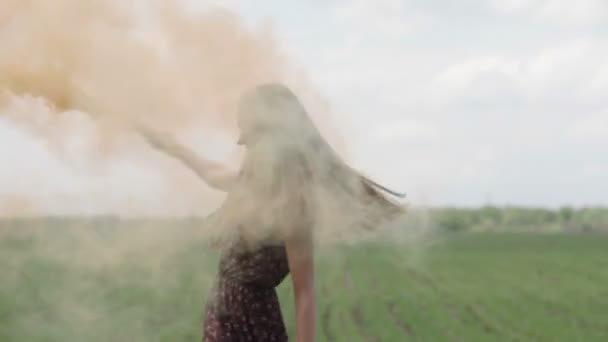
1 219 607 341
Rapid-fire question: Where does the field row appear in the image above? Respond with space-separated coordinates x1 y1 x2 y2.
1 227 607 341
280 234 608 341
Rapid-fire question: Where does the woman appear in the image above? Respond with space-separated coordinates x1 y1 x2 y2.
139 84 405 342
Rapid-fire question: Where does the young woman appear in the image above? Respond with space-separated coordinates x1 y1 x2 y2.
139 84 405 342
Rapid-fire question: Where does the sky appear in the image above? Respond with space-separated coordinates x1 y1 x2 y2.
1 0 607 214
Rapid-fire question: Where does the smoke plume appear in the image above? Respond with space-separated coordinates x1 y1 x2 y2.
0 0 344 216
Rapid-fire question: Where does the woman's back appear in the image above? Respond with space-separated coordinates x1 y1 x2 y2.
219 239 290 289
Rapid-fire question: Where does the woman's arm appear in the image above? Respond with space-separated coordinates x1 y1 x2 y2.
137 127 239 192
285 237 316 342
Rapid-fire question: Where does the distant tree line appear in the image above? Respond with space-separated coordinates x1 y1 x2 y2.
1 207 608 234
434 206 608 233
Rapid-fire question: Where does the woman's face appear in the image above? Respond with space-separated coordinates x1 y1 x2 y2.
236 129 246 146
236 96 266 146
236 87 285 146
236 107 251 146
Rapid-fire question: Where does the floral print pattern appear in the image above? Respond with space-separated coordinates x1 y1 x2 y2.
203 240 290 341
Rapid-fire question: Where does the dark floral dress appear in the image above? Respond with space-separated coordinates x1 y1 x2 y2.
202 239 290 341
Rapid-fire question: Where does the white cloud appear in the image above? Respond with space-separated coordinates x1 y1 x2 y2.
490 0 608 24
372 119 439 143
275 2 607 206
331 0 433 39
432 56 523 102
0 119 86 213
524 38 603 95
584 63 608 100
567 110 608 143
491 0 533 13
431 38 607 105
538 0 608 24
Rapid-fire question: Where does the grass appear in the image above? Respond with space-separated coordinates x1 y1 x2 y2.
1 221 607 341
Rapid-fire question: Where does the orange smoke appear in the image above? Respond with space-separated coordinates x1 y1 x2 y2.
0 0 345 216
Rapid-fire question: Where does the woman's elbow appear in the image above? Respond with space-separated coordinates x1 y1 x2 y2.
205 168 238 192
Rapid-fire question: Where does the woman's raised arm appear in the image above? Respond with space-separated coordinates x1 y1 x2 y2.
136 126 239 192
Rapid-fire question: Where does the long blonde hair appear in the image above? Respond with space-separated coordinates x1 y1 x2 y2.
206 83 407 248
